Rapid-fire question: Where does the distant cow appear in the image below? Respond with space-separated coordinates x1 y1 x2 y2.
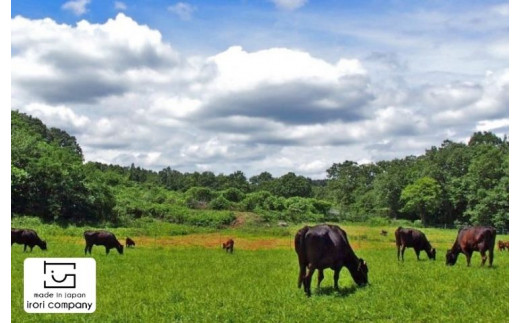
380 230 388 236
498 240 509 251
84 230 124 255
395 227 436 261
126 237 136 248
222 239 234 253
295 224 368 296
11 228 47 252
446 226 496 267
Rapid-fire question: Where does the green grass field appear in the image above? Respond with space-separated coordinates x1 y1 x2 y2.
11 224 509 322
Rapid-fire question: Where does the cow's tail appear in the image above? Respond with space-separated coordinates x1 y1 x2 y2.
295 226 309 289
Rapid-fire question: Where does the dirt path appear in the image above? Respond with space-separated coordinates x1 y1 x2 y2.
135 233 294 250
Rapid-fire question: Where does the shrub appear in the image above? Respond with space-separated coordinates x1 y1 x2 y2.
209 195 232 210
221 188 245 203
185 187 217 209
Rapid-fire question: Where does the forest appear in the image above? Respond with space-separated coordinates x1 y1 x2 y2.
11 110 509 231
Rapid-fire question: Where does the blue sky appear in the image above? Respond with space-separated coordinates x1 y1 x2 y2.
10 0 509 178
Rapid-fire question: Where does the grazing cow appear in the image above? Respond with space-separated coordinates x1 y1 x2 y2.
498 240 509 251
446 226 496 267
295 224 368 297
222 239 234 253
11 228 47 252
126 237 136 248
380 230 388 236
395 227 436 261
84 230 124 255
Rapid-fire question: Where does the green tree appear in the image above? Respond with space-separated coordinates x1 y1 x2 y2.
400 177 442 225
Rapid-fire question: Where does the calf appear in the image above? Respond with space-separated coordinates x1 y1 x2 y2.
84 230 124 255
380 230 388 236
395 227 436 261
11 228 47 252
222 239 234 253
497 240 508 251
446 226 496 267
126 237 136 248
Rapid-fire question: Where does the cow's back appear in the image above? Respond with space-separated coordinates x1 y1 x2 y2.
303 225 348 269
457 226 496 251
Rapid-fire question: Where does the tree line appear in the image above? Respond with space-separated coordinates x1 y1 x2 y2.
11 110 508 230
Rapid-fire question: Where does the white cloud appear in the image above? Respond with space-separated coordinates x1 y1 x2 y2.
11 14 508 178
270 0 308 11
61 0 90 16
23 103 90 130
168 2 196 21
114 1 127 11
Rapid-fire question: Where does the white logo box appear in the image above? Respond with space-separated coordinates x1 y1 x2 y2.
24 258 96 313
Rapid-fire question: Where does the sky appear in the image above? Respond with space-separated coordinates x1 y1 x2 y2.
10 0 509 179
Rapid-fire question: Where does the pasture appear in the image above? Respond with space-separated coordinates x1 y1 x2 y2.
11 224 509 322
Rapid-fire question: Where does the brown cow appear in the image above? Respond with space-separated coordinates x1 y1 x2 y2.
446 226 496 267
84 230 124 255
395 227 436 261
11 228 47 252
380 230 388 236
498 240 509 251
295 224 368 297
126 237 136 248
222 239 234 253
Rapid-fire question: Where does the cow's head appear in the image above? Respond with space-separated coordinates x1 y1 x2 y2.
352 259 369 286
40 240 47 251
427 248 436 260
445 249 457 265
117 244 124 255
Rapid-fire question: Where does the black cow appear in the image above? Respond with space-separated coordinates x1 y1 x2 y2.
295 224 368 296
126 237 136 248
395 227 436 261
446 226 496 267
11 228 47 252
84 230 124 255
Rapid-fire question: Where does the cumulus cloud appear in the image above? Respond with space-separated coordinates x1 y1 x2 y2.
168 2 196 21
270 0 308 11
11 14 509 178
62 0 90 16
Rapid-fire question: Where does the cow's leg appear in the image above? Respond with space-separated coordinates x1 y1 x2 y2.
479 250 487 266
106 247 110 255
414 248 420 260
333 269 340 290
30 245 34 252
400 246 406 261
396 245 400 261
489 248 494 267
298 264 306 288
317 269 324 289
85 244 90 255
23 244 27 252
304 264 316 297
464 250 473 266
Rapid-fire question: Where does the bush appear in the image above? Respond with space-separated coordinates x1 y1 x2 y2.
241 191 272 211
221 188 245 203
209 195 232 210
185 187 217 209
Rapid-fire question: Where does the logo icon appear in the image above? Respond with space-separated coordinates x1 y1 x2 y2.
43 261 77 289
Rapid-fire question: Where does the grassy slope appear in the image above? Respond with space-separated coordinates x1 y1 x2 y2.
11 223 509 322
